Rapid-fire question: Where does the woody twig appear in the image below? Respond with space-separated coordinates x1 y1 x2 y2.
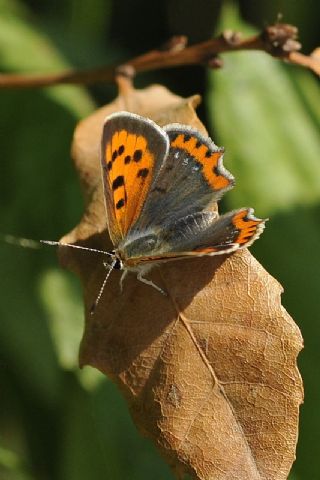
0 23 319 89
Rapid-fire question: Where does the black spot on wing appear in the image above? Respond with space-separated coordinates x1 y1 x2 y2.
184 134 191 142
118 145 125 155
169 132 179 142
112 150 118 161
107 161 112 171
124 155 131 164
112 175 125 190
205 150 212 158
137 168 149 178
195 140 202 148
133 149 143 162
116 198 125 209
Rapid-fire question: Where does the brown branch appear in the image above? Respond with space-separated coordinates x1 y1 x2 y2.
0 23 319 89
288 50 320 75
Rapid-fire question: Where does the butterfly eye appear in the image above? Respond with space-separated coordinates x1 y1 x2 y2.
113 258 122 270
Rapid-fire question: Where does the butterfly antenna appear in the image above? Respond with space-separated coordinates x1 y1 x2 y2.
40 240 113 257
90 259 117 315
1 234 41 249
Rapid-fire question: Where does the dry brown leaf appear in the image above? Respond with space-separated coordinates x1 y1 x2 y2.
60 83 303 480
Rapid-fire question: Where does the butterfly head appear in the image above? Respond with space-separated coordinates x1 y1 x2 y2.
111 251 124 270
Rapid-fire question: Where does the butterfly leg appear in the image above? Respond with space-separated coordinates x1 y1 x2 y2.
136 272 167 296
120 269 129 292
103 261 113 270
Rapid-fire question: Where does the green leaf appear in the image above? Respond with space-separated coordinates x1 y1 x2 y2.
58 379 174 480
0 446 33 480
0 243 62 406
38 269 83 371
0 0 94 406
38 268 106 388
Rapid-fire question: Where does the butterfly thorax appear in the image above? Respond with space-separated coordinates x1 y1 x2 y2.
115 229 163 268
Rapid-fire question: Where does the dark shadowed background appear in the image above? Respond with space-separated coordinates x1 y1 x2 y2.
0 1 319 479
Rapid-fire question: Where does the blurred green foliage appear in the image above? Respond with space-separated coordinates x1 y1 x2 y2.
0 1 319 479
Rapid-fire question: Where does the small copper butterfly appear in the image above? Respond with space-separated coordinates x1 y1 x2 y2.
43 111 266 312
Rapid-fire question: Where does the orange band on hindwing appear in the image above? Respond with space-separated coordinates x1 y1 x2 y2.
232 210 264 245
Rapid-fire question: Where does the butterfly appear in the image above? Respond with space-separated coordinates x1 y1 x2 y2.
43 111 266 312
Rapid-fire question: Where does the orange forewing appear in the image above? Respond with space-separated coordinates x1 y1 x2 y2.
104 130 155 238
